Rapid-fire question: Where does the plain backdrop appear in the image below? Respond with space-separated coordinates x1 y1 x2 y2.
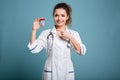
0 0 120 80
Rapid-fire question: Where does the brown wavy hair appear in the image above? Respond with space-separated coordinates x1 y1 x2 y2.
53 2 72 26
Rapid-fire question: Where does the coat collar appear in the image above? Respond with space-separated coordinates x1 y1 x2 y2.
51 26 70 34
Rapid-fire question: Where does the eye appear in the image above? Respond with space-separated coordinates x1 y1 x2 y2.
61 14 65 17
54 14 58 17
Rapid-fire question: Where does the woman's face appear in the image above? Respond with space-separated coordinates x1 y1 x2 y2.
54 8 69 27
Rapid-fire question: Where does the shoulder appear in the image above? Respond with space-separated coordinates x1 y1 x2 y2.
41 29 51 34
42 29 51 33
39 29 51 37
68 29 79 35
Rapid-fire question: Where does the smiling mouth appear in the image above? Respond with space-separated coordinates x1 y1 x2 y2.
57 20 64 24
57 22 62 24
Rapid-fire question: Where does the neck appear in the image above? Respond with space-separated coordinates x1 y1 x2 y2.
55 25 66 31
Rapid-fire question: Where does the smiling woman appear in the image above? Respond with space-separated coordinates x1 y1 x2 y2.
28 2 86 80
54 8 69 28
53 2 72 26
1 0 120 80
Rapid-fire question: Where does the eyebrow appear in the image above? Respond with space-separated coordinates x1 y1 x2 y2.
54 13 65 15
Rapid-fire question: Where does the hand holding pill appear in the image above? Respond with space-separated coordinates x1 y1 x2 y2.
39 18 45 26
32 17 45 30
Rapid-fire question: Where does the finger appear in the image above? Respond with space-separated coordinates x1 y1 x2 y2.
61 32 64 35
61 31 65 35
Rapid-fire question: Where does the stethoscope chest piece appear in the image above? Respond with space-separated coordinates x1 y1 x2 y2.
67 40 72 48
67 43 71 48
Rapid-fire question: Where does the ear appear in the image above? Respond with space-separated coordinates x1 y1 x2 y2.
67 15 69 20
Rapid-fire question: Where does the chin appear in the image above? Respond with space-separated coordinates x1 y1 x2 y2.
56 23 65 27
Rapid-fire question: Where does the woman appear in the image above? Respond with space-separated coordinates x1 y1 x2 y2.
28 2 86 80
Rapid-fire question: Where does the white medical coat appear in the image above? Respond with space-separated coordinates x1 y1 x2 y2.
28 27 86 80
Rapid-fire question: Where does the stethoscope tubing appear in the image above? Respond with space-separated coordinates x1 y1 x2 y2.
46 28 72 79
47 29 72 49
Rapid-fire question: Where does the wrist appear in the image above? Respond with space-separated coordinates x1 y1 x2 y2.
32 29 37 33
69 35 72 41
32 27 37 31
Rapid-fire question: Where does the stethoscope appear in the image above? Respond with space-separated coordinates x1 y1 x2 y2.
46 28 72 80
47 29 72 51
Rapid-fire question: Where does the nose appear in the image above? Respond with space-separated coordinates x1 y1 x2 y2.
58 16 62 20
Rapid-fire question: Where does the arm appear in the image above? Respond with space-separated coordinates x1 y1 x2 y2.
30 18 44 44
30 30 37 45
28 18 45 53
69 35 82 54
60 31 86 55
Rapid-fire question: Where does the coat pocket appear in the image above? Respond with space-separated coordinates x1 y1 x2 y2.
43 67 52 80
68 71 74 80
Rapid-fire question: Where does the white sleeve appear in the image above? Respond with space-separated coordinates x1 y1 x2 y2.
72 32 86 55
28 31 47 53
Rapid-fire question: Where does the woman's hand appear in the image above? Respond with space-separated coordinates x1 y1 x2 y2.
32 18 45 31
57 31 71 40
61 31 71 40
30 18 45 44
